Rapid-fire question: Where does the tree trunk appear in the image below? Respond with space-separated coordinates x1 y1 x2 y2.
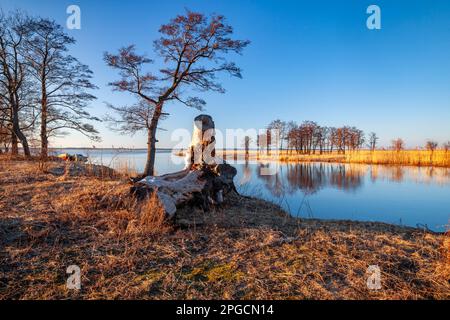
11 102 30 157
143 103 163 177
40 78 48 160
11 131 18 155
41 118 48 160
15 125 30 157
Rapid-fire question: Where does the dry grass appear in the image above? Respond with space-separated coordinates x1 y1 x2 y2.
0 159 449 300
218 149 450 167
345 150 450 167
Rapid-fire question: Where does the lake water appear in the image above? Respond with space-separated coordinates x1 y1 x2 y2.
55 149 450 232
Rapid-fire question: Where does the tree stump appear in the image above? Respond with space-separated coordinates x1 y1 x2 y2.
132 114 237 218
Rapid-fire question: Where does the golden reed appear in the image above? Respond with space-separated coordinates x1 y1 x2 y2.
218 149 450 167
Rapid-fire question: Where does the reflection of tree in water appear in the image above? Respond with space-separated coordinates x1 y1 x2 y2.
253 162 450 199
285 163 327 195
329 164 364 191
239 160 253 186
257 163 286 197
257 162 365 197
390 166 404 182
370 166 450 185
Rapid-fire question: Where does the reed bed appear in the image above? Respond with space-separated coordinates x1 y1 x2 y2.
217 150 450 167
345 150 450 167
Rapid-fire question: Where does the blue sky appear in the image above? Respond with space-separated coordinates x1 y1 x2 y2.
2 0 450 148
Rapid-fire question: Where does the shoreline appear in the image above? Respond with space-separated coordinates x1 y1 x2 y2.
11 148 450 169
0 159 449 299
210 149 450 168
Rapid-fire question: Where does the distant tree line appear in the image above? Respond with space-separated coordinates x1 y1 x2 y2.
256 119 368 155
0 11 99 158
257 119 449 154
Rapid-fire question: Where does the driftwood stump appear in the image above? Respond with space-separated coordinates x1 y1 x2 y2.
132 114 237 218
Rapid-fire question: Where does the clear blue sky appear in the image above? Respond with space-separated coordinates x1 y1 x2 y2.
2 0 450 148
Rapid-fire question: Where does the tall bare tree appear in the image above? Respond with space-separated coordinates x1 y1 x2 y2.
24 18 99 159
268 119 286 151
443 141 450 153
243 135 251 159
105 10 249 176
425 140 438 151
368 132 378 151
425 140 438 162
0 11 32 156
327 127 338 154
391 138 405 152
285 121 297 154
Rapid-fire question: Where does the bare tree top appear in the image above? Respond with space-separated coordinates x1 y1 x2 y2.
104 10 250 110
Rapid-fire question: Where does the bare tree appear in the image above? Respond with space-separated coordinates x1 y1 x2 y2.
266 128 272 155
256 133 260 154
24 18 99 159
256 132 270 155
285 121 297 154
0 11 32 156
335 127 347 154
425 140 438 151
105 10 249 176
243 135 251 159
327 127 337 154
347 127 365 151
283 121 367 156
368 132 378 151
268 119 286 151
391 138 405 152
425 140 438 162
443 141 450 153
314 125 328 154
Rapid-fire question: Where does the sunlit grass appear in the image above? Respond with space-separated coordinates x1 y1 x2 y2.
345 150 450 167
218 149 450 167
1 158 449 299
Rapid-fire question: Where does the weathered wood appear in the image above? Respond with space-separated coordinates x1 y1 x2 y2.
134 170 206 217
132 114 237 218
185 114 217 166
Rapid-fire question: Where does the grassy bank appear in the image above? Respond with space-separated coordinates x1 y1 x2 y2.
216 149 450 167
0 158 449 299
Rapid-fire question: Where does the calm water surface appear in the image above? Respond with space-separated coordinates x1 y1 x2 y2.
56 149 450 231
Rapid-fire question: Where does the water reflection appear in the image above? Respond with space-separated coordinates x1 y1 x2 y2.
242 162 450 198
235 161 450 231
59 149 449 231
254 162 366 197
